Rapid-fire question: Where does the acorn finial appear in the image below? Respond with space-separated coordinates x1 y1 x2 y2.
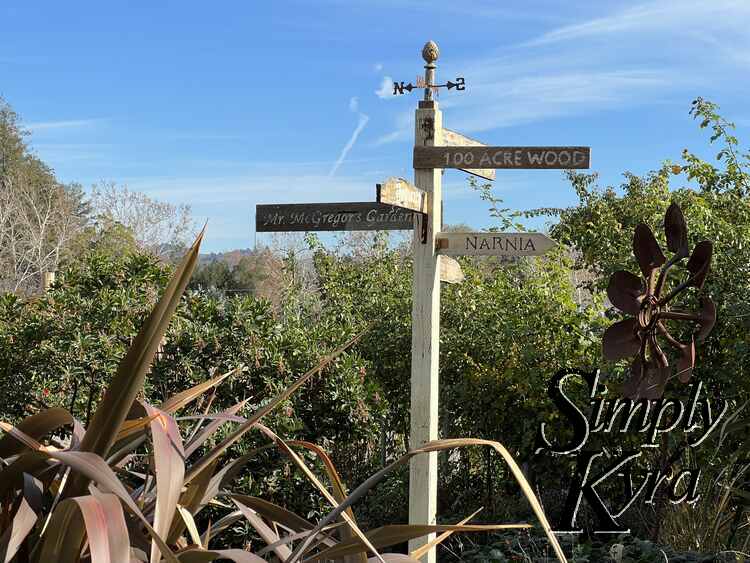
422 41 439 64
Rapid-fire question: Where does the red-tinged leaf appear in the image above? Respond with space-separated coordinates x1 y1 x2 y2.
228 495 313 532
686 241 713 289
253 422 384 562
194 446 274 514
633 224 666 278
309 523 531 561
184 327 370 485
369 557 421 563
288 440 364 562
0 408 72 458
664 203 689 256
288 439 567 563
70 229 203 491
114 414 160 442
607 271 644 315
0 475 42 563
176 548 267 562
255 422 388 560
409 507 483 561
0 451 50 498
71 418 87 449
201 511 243 545
76 494 131 563
233 499 293 561
255 524 341 557
167 459 218 544
144 404 185 563
160 367 240 415
0 496 38 563
39 449 179 562
183 398 250 457
602 318 641 361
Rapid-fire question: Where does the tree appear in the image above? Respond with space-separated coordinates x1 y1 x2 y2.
89 181 195 261
0 97 88 293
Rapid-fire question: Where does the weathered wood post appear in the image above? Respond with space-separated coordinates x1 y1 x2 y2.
408 40 443 563
42 271 56 291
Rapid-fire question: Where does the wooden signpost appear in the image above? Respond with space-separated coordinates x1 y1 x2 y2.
376 177 428 214
255 40 590 563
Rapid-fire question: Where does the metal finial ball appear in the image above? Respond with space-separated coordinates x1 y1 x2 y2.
422 41 439 64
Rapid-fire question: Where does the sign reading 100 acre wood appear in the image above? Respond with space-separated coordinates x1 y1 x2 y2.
256 202 414 232
414 146 591 170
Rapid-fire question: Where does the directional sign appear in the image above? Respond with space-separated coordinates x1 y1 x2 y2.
414 146 590 170
441 128 496 181
376 177 427 214
439 256 464 284
436 232 556 256
256 203 414 232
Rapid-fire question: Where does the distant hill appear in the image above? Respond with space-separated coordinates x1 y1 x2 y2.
198 248 255 266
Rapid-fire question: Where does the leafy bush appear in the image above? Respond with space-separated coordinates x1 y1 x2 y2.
0 234 567 562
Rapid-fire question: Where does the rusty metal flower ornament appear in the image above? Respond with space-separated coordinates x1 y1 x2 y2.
602 203 716 399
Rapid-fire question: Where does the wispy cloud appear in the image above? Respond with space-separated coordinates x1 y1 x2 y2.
373 62 383 72
329 97 370 176
375 76 394 99
450 69 675 133
26 118 104 132
123 172 375 206
375 0 749 144
524 0 750 47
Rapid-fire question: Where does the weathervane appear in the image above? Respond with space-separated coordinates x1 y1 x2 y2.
392 40 465 98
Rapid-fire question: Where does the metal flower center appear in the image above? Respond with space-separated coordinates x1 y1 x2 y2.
637 295 659 332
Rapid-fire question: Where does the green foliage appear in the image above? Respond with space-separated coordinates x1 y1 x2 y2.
527 100 750 402
453 531 732 562
190 250 277 296
3 96 750 559
0 238 561 563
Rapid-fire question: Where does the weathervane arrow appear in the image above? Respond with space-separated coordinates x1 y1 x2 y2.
393 42 465 98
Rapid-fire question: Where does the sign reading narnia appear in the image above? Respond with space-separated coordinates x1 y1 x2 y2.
534 204 720 534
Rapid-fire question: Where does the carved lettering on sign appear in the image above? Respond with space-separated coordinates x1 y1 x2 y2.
256 203 415 232
414 146 591 170
436 232 555 257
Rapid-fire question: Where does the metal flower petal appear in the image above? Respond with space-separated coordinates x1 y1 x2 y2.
686 241 713 289
696 297 717 343
676 337 696 384
648 334 669 369
607 271 645 315
664 203 689 257
633 224 666 278
604 204 713 400
602 318 641 361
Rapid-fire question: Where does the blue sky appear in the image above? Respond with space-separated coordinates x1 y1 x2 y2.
2 0 749 252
